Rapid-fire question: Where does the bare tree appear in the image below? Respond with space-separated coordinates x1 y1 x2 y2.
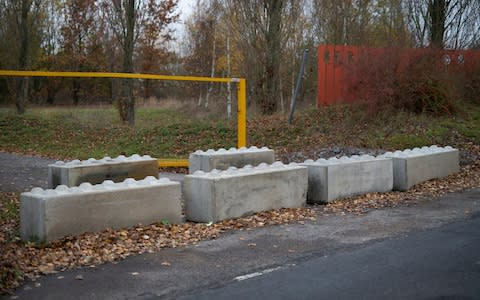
0 0 43 114
312 0 373 45
102 0 178 125
405 0 430 46
405 0 480 49
224 0 290 114
103 0 136 125
61 0 99 105
429 0 447 48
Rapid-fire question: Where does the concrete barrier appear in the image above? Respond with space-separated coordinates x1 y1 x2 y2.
380 145 459 191
184 162 307 222
188 146 275 174
20 176 182 242
301 155 393 203
48 154 158 188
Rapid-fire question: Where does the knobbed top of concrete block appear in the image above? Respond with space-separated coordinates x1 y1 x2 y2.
190 146 272 156
302 154 381 166
23 176 174 198
379 145 456 158
51 154 156 168
188 161 303 179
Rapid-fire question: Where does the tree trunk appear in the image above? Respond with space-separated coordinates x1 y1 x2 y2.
226 35 232 119
46 80 56 105
262 0 283 115
144 80 151 100
428 0 446 48
15 78 28 114
15 0 32 115
205 24 217 109
120 0 135 126
72 79 80 105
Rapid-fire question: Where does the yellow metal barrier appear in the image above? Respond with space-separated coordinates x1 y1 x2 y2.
0 70 247 167
157 159 189 168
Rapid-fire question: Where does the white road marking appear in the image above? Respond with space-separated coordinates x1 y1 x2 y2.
234 266 283 281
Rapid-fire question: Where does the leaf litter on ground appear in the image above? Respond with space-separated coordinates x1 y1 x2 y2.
1 146 479 294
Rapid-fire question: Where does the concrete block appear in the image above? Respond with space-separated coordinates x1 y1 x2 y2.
20 176 182 242
188 146 275 174
301 155 393 203
48 154 158 188
380 145 459 191
184 162 307 222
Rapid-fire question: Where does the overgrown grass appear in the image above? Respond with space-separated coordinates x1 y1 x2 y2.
0 103 479 160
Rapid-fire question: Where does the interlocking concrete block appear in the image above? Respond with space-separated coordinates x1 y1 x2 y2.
380 145 459 191
184 162 307 222
21 177 182 242
301 155 393 203
188 146 275 174
48 154 158 188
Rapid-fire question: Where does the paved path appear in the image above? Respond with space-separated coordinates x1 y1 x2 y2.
0 152 55 192
6 188 480 300
0 152 185 193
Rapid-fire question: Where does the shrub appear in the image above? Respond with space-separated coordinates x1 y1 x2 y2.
344 47 474 115
464 57 480 105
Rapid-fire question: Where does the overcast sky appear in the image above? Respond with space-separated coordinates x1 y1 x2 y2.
171 0 194 40
178 0 194 21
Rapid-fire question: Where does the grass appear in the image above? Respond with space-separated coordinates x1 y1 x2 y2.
0 103 479 160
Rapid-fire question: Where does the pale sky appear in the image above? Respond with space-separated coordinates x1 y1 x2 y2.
170 0 198 54
178 0 195 22
171 0 194 42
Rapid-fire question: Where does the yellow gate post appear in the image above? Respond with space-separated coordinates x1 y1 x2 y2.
236 78 247 148
0 70 247 167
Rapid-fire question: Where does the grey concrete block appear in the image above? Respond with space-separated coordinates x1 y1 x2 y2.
301 155 393 203
21 176 182 242
48 154 158 188
380 145 459 191
188 146 275 174
184 162 307 223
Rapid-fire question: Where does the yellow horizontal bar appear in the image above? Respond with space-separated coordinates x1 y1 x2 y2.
0 70 236 83
157 159 189 168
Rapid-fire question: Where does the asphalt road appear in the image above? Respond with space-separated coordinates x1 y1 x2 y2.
7 188 480 300
0 152 185 192
183 213 480 300
0 152 55 192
